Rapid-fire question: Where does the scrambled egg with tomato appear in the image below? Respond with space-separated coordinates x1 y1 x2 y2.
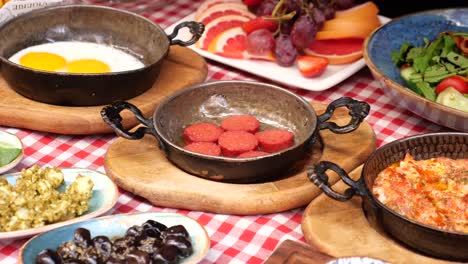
0 165 93 232
372 153 468 233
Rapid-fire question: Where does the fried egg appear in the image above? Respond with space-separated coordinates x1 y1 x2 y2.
8 41 144 74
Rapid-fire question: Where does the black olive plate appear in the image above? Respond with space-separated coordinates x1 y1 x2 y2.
19 212 210 263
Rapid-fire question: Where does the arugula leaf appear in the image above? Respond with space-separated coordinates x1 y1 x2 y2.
391 42 412 67
413 36 445 73
415 82 436 101
446 51 468 68
441 35 456 58
423 65 449 83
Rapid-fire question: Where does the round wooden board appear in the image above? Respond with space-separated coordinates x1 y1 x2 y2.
302 166 463 264
0 46 207 135
103 102 377 215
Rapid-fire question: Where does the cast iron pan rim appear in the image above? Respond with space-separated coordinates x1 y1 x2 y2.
361 131 468 237
153 80 318 162
0 4 168 76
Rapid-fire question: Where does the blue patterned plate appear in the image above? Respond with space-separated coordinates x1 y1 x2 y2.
0 168 118 241
364 8 468 131
19 212 210 264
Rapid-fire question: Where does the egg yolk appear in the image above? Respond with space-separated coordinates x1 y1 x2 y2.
66 59 111 74
19 52 66 72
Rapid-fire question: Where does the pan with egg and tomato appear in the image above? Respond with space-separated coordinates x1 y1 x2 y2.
308 132 468 261
0 5 204 106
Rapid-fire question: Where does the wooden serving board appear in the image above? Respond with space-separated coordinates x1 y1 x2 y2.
0 46 207 135
302 166 463 264
264 240 334 264
103 102 377 215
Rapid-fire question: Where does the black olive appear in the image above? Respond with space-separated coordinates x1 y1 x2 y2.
137 237 163 255
105 256 125 264
164 236 193 257
62 259 84 264
142 220 167 233
125 225 144 238
126 249 150 264
91 236 113 258
161 225 189 239
79 256 98 264
112 237 135 256
143 227 161 238
74 228 92 248
35 249 62 264
152 245 178 264
57 241 82 260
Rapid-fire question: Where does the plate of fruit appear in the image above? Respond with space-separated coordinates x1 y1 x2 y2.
166 0 390 91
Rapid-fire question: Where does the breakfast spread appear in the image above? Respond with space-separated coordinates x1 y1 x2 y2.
392 31 468 112
9 41 145 74
1 1 468 263
182 114 295 157
372 153 468 233
0 165 94 232
35 220 193 264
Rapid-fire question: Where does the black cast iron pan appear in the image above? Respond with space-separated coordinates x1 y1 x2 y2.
0 5 204 106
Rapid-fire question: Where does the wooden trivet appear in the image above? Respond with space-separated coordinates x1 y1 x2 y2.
0 46 207 135
302 166 462 264
103 102 376 215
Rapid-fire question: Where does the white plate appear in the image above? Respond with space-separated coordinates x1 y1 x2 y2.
0 131 23 174
0 168 118 241
165 13 391 91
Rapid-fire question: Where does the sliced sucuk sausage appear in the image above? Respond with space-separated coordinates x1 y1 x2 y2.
237 150 269 158
183 122 223 143
221 115 260 133
255 129 294 153
184 142 221 156
218 131 259 157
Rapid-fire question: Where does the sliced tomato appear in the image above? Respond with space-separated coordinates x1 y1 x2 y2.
303 38 363 64
296 56 328 78
435 75 468 94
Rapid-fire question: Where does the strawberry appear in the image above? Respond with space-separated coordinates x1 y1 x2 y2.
243 0 263 6
242 17 278 34
297 56 329 78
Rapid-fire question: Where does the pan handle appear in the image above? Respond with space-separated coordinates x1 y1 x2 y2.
307 161 367 201
167 21 205 46
317 97 370 134
101 102 156 139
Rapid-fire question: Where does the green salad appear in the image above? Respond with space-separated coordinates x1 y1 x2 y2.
392 31 468 112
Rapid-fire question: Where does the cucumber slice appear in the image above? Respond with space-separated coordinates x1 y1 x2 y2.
436 87 468 112
400 67 421 94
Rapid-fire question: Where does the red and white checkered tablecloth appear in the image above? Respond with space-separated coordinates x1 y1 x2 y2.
0 1 450 263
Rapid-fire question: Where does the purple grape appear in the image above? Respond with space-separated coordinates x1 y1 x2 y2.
275 34 297 67
334 0 356 10
291 15 318 49
255 0 279 16
310 6 326 26
282 0 302 15
321 6 336 20
246 29 275 56
280 20 294 34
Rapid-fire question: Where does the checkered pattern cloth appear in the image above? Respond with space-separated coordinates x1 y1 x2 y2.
0 1 449 263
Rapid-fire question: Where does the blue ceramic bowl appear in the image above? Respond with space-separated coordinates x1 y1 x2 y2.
19 212 210 264
364 8 468 131
0 168 118 241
